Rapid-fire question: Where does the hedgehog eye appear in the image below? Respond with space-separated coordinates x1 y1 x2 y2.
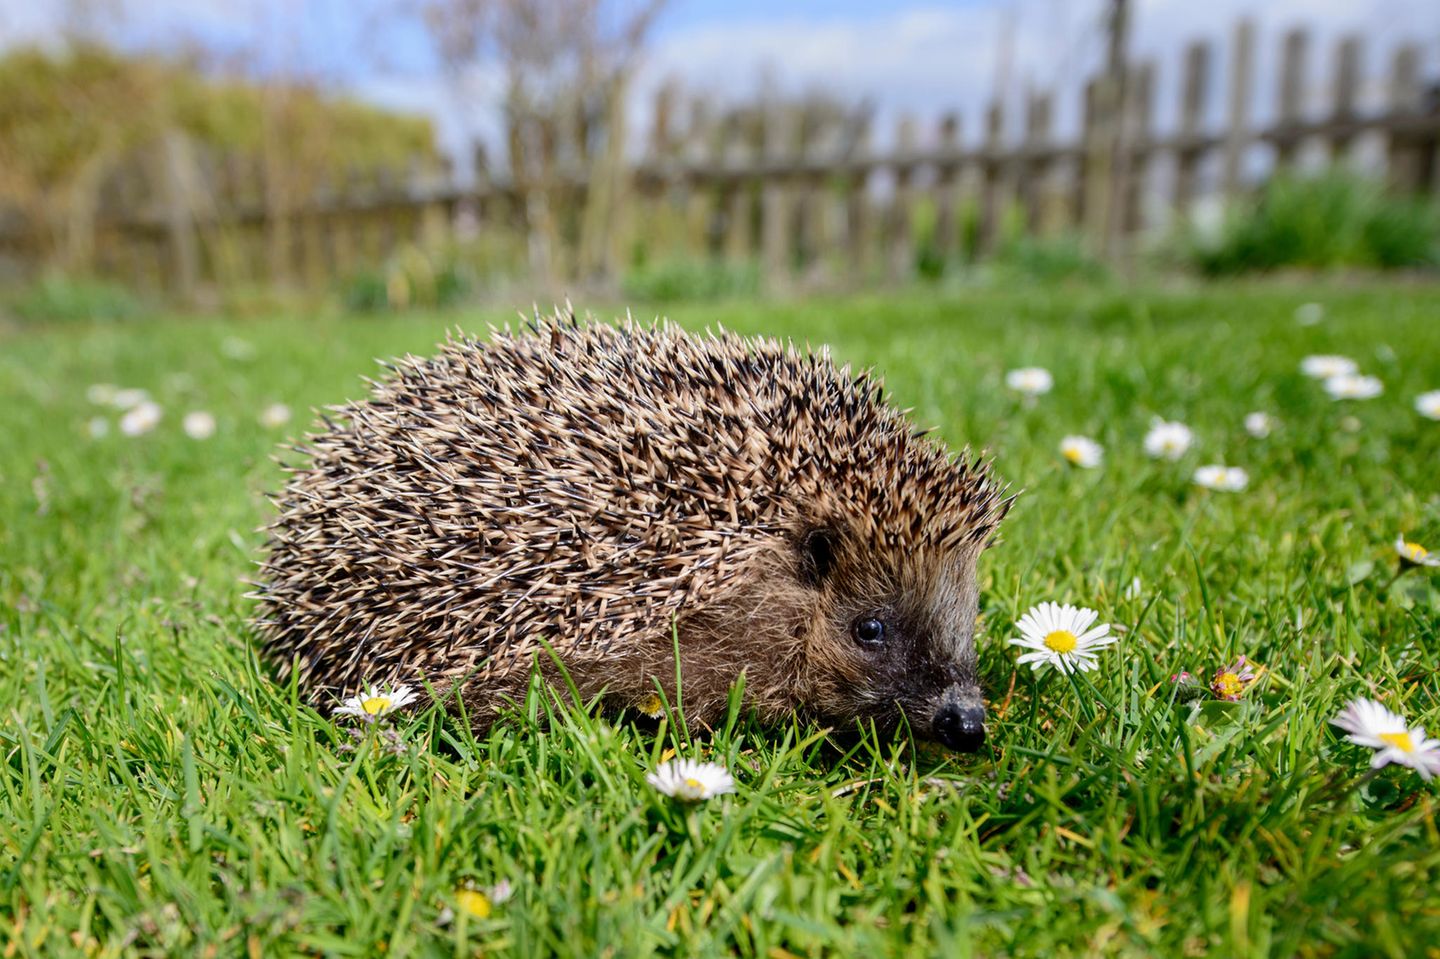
852 616 886 647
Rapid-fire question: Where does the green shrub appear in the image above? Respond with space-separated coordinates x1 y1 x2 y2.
341 269 391 314
992 234 1109 284
910 197 946 281
1188 173 1438 275
622 258 759 303
10 272 143 323
341 247 472 314
1362 201 1439 268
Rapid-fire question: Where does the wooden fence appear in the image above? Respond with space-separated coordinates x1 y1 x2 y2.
2 18 1438 298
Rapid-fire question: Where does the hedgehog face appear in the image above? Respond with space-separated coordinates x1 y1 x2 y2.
797 526 988 752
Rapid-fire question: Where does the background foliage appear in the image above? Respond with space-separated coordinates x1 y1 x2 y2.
1187 173 1439 276
0 44 436 264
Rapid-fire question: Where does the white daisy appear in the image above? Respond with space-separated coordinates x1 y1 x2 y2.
1058 435 1103 468
259 402 292 428
86 383 118 405
1193 464 1248 492
1294 302 1325 326
111 387 151 410
1005 367 1053 397
86 417 110 439
1300 355 1357 379
1009 602 1116 674
1324 373 1383 401
334 684 419 720
1243 412 1274 438
1143 419 1193 460
183 411 216 440
1395 535 1440 569
1415 390 1440 420
119 400 162 436
1331 697 1440 781
646 759 735 801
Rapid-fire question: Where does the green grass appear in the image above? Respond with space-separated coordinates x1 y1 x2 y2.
2 285 1439 957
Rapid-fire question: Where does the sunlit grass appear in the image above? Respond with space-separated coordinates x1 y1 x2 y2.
2 284 1438 956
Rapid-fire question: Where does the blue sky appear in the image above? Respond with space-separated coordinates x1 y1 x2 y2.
658 0 986 31
5 0 1438 165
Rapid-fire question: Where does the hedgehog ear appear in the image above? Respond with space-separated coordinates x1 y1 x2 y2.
798 526 839 586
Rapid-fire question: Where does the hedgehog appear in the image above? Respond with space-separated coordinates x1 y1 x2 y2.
254 312 1011 751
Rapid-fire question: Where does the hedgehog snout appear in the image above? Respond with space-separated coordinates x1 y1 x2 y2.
932 689 986 752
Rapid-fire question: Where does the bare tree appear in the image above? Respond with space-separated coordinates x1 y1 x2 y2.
420 0 666 289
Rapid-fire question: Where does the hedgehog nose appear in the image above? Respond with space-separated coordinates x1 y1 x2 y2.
933 703 986 752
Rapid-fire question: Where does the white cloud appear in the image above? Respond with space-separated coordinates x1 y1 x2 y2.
640 7 1009 145
638 0 1439 147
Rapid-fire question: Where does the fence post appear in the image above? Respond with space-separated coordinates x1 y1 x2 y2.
114 165 150 287
684 96 715 256
1386 45 1424 192
1093 0 1132 260
1328 35 1362 164
159 130 200 301
1020 92 1050 233
933 112 961 261
304 209 330 290
239 155 264 284
1174 40 1211 217
888 115 917 282
657 84 692 267
980 99 1006 255
1222 19 1255 202
722 111 752 264
791 103 821 273
1080 79 1104 248
418 159 451 253
1275 28 1309 171
1123 62 1154 234
844 109 873 282
577 76 632 283
760 106 793 287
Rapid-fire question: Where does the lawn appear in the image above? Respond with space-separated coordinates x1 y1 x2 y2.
2 283 1439 957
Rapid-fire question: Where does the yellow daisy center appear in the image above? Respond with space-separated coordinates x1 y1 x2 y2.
1214 673 1244 698
1378 731 1415 753
638 693 663 715
455 889 492 919
1402 542 1428 561
1043 630 1078 653
683 777 704 791
1063 447 1082 462
361 696 391 715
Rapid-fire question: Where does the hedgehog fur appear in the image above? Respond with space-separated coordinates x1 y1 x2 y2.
255 311 1010 750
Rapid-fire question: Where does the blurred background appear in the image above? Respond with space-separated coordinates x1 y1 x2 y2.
0 0 1438 320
